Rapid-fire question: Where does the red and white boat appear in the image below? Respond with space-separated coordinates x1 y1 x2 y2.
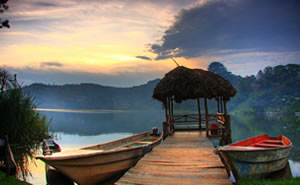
218 134 292 180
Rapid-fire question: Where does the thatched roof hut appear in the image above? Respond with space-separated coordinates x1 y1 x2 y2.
153 66 236 144
152 66 236 103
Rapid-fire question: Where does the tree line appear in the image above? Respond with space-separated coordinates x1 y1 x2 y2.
208 62 300 112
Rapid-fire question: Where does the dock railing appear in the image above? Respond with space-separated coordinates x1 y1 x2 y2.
206 113 226 138
163 112 230 143
173 114 205 131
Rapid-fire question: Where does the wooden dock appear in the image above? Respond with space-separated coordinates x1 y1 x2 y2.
116 131 232 185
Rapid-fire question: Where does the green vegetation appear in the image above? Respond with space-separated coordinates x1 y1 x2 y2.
0 171 30 185
0 69 50 179
208 62 300 113
237 178 300 185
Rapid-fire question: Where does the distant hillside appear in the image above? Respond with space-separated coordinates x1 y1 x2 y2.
23 63 300 112
23 79 161 110
208 62 300 112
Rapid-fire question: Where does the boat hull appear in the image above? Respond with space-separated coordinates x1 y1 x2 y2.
46 148 144 185
218 135 292 180
37 132 162 185
220 147 291 179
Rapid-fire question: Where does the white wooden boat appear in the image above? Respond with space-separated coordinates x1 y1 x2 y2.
36 131 162 185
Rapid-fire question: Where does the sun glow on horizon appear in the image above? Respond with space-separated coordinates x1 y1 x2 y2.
0 0 224 86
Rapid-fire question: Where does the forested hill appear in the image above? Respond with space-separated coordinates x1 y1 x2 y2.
23 63 300 112
23 79 161 110
209 62 300 112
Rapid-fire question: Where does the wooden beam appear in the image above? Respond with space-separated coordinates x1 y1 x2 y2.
168 97 171 118
171 97 174 122
217 97 220 113
222 99 232 145
197 98 201 130
204 98 209 137
220 96 223 113
223 98 227 115
164 99 168 122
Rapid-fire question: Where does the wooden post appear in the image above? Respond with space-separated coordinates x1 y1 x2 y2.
163 122 168 139
220 96 223 113
164 100 168 123
171 97 174 122
223 100 232 144
217 97 220 113
163 99 169 139
169 97 172 116
204 98 209 137
225 115 232 144
223 98 227 115
197 98 201 130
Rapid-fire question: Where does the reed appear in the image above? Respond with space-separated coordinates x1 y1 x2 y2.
0 88 50 179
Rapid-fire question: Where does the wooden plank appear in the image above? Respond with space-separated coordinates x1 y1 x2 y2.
116 131 231 185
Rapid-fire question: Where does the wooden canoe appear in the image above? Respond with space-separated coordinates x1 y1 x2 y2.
218 134 292 180
36 132 163 185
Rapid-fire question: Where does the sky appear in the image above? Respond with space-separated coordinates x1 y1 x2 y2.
1 0 300 87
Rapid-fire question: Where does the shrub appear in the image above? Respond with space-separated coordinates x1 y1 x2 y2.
0 88 50 179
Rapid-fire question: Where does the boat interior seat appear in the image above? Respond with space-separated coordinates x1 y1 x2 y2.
253 143 284 148
135 141 153 144
262 140 283 145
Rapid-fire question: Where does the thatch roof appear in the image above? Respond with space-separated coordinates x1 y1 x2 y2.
152 66 237 103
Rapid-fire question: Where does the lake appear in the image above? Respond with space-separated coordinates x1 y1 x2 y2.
27 109 300 184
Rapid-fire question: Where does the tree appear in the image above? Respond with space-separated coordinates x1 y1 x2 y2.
208 61 242 87
0 0 10 29
0 69 50 179
0 68 19 94
256 70 264 80
208 62 229 76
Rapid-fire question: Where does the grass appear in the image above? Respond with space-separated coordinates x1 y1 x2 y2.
236 178 300 185
0 171 31 185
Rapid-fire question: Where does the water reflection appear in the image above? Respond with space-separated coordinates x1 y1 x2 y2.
231 112 300 161
53 132 133 148
38 109 164 135
290 160 300 177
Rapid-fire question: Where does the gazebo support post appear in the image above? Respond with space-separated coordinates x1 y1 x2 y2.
163 100 169 139
223 99 232 145
164 100 168 122
217 97 220 113
168 97 171 120
171 97 174 122
220 96 223 113
197 98 201 130
204 98 209 137
223 98 227 115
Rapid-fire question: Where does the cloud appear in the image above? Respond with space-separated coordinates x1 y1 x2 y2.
33 2 60 7
136 56 152 61
40 62 64 68
151 0 300 60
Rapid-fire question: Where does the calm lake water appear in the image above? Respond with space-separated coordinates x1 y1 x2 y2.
27 109 300 184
